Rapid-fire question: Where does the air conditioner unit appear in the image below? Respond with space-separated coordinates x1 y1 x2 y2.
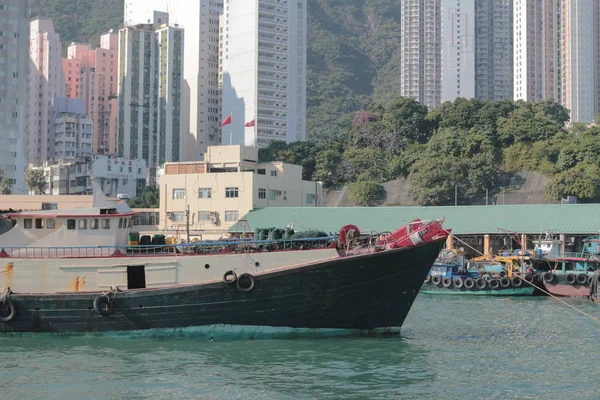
276 190 282 196
210 216 218 224
166 212 172 219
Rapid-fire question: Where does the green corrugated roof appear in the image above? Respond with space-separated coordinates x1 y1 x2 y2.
230 204 600 235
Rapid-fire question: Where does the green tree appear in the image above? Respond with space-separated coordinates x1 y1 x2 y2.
127 186 159 208
348 181 385 206
545 165 600 202
0 170 11 194
25 169 47 194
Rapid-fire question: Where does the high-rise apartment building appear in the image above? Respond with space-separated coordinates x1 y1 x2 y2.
124 0 223 160
220 0 307 147
400 0 441 109
0 0 29 190
401 0 512 108
513 0 561 102
63 31 119 155
28 19 64 165
51 98 93 162
475 0 513 101
561 0 600 123
117 20 184 169
441 0 476 102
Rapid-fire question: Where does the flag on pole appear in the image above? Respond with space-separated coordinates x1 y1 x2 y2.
244 119 255 128
221 113 232 127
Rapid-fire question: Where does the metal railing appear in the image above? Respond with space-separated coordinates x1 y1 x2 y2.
0 236 335 259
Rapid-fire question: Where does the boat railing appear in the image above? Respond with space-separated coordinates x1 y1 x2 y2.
346 231 392 254
0 236 335 259
557 252 593 260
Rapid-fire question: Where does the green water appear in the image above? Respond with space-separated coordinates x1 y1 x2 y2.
1 295 599 399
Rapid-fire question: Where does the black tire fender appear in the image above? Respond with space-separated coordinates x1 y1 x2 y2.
93 296 115 317
236 273 255 293
453 278 464 289
576 273 588 285
0 298 16 323
464 278 475 289
432 275 442 285
511 277 523 287
543 272 556 284
566 274 576 284
500 277 511 288
489 279 500 289
442 277 452 288
476 278 487 290
424 274 432 283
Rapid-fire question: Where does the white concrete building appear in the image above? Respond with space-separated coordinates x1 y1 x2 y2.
513 0 562 102
34 156 146 198
51 98 93 162
221 0 307 148
0 0 29 191
117 20 184 169
441 0 476 102
124 0 224 161
160 145 321 235
561 0 600 123
28 19 64 165
400 0 442 109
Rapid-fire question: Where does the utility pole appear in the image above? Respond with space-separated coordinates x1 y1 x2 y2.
486 188 488 206
185 204 190 243
455 184 458 206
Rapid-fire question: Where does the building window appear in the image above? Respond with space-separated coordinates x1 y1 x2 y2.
46 219 56 229
270 170 277 177
224 210 239 222
79 219 87 229
257 169 266 175
35 218 44 229
24 219 32 229
269 189 277 201
170 211 185 222
258 188 266 199
102 219 110 229
67 219 76 230
90 219 99 229
173 188 186 199
198 188 212 198
225 187 239 198
198 211 211 222
306 193 314 204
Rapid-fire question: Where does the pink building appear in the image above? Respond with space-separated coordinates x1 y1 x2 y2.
28 19 64 164
62 31 119 156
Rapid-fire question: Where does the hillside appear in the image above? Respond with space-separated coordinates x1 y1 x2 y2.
29 0 400 141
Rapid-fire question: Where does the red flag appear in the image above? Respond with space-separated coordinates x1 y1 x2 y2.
221 113 232 127
244 119 255 128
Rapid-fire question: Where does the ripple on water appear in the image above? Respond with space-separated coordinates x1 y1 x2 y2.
0 296 599 399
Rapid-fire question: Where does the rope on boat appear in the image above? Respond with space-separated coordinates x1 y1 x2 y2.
443 229 600 325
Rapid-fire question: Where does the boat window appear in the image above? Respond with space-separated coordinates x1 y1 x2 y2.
46 219 55 229
102 219 110 229
35 218 44 229
67 219 76 230
79 219 87 229
90 219 99 229
23 219 32 229
100 208 118 215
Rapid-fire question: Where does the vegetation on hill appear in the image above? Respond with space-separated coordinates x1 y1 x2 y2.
261 97 600 205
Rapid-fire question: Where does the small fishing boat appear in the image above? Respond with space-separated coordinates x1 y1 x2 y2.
421 254 535 296
531 233 599 297
0 190 450 337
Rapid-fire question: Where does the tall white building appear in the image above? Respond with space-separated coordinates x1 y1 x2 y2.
28 19 64 165
221 0 307 147
561 0 600 123
117 20 184 169
124 0 223 160
441 0 476 102
475 0 513 101
0 0 29 191
400 0 441 109
513 0 562 102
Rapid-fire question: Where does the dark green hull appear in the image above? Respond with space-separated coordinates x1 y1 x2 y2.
421 283 535 296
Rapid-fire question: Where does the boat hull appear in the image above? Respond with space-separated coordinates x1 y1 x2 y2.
0 241 444 334
543 283 590 297
420 284 535 296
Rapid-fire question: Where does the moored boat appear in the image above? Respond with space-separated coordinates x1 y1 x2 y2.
0 194 450 337
421 255 535 296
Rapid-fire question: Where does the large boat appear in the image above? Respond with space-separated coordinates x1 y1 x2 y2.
0 193 449 337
